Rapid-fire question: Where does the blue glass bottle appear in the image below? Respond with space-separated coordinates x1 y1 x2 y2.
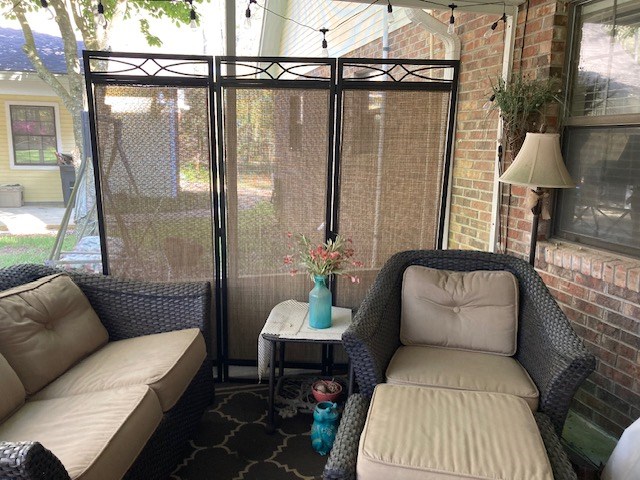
309 274 332 329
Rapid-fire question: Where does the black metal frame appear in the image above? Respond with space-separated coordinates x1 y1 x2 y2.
82 50 221 373
84 54 461 381
215 57 336 380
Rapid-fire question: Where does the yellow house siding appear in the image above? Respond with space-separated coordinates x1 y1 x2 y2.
0 94 74 203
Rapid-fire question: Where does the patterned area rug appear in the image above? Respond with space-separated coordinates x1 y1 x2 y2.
171 381 331 480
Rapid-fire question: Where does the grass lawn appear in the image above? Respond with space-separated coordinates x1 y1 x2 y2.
0 234 76 268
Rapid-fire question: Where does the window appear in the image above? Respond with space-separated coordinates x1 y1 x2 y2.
8 104 59 166
555 0 640 257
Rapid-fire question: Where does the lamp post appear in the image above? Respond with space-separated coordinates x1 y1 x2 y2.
499 133 575 266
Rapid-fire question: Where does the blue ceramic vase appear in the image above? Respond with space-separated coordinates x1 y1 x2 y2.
309 274 332 329
311 401 340 455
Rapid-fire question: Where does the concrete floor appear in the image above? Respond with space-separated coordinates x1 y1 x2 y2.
0 205 73 235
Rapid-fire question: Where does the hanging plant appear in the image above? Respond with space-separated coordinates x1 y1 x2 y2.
489 73 563 154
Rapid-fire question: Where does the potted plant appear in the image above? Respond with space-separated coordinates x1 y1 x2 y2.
489 73 562 154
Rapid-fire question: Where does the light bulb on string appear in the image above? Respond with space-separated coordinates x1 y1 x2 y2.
40 0 55 19
483 94 496 110
447 4 457 34
96 0 107 28
190 7 197 30
319 28 329 58
244 0 256 29
484 12 506 38
387 1 395 24
484 20 498 38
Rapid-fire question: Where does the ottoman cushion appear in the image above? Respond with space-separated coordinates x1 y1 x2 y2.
357 384 553 480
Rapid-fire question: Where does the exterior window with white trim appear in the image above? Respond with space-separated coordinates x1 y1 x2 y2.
555 0 640 257
9 105 59 166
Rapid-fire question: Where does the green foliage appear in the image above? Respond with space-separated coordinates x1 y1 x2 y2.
0 234 76 268
0 0 206 47
490 73 563 151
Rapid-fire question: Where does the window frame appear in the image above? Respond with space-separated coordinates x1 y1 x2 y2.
553 0 640 258
5 101 62 170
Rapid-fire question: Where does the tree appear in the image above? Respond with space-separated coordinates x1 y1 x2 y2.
1 0 203 161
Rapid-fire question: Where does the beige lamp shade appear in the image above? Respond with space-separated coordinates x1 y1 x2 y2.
499 133 575 188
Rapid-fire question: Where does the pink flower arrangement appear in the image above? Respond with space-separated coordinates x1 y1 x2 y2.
284 233 363 283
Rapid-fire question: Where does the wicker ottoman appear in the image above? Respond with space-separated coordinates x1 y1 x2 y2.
357 384 554 480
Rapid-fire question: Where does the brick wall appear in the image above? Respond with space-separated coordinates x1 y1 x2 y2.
446 11 505 251
502 0 639 438
537 244 640 436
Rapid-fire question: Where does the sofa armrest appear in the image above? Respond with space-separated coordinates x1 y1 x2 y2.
323 394 369 480
67 271 211 343
0 441 70 480
535 413 578 480
515 272 595 433
342 260 404 398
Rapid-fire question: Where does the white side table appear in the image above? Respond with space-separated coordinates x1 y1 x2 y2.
258 300 354 432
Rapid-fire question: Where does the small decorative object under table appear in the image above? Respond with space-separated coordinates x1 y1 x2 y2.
258 300 353 432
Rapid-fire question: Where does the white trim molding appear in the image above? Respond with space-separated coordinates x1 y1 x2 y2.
5 100 63 171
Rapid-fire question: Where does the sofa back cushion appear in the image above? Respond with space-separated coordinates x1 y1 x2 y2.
401 266 519 355
0 273 108 394
0 353 25 421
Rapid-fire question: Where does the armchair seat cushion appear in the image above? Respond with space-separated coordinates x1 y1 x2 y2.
0 385 162 480
357 384 553 480
386 345 539 411
31 328 206 412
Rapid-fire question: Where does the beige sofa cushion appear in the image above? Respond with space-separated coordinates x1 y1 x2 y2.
357 384 553 480
0 385 161 480
401 266 519 355
386 345 539 411
32 328 206 412
0 354 25 422
0 274 108 394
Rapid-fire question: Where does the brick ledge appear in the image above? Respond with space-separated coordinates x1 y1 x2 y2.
538 240 640 293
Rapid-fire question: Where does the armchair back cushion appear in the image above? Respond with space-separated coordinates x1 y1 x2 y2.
0 354 25 421
401 266 519 355
0 273 108 394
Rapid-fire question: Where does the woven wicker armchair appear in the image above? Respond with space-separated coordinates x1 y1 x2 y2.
324 250 595 480
0 264 215 480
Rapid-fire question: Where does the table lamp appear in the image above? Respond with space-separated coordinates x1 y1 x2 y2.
499 132 575 266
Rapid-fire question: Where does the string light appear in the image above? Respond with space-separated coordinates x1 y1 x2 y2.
482 93 496 110
319 27 329 57
190 8 197 29
245 0 257 29
96 0 107 28
484 11 506 38
387 1 395 23
447 4 457 34
87 0 511 43
40 0 54 19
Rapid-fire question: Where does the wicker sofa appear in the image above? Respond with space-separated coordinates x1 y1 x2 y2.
324 250 595 480
0 264 215 480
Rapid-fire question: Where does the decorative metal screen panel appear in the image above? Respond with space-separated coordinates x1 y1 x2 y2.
334 60 458 308
86 54 458 377
217 58 335 365
85 52 217 361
